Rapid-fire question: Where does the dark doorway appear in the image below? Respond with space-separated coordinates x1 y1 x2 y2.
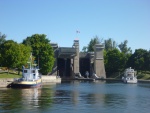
57 58 71 78
79 58 90 77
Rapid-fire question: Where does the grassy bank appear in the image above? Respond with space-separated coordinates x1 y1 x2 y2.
137 74 150 80
107 71 150 80
0 72 21 78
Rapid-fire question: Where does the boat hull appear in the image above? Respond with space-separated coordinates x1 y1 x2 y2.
122 77 137 84
9 79 42 88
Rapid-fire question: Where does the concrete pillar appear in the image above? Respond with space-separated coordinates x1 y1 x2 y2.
49 43 58 76
94 44 106 78
73 40 79 76
70 58 74 78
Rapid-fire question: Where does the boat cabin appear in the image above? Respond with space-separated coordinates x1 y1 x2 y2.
22 67 40 81
124 67 135 77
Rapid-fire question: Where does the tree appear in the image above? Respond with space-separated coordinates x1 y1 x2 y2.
39 43 55 74
0 40 19 70
0 40 31 74
86 36 103 52
144 50 150 71
104 38 117 51
126 49 148 72
0 32 6 45
16 44 31 74
22 34 55 75
118 40 132 54
81 46 87 52
105 48 125 77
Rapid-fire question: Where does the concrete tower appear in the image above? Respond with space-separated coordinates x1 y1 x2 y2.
94 44 106 78
73 40 79 75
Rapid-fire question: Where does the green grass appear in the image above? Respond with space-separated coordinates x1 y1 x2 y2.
0 72 22 78
137 74 150 80
107 71 150 80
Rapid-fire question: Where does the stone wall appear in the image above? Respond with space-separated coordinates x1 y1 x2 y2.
41 75 61 83
0 78 14 87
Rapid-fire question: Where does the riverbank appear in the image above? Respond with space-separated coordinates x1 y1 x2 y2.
1 77 150 88
0 75 61 88
0 72 21 78
0 72 150 87
64 77 150 83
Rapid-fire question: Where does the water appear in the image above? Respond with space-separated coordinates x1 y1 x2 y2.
0 81 150 113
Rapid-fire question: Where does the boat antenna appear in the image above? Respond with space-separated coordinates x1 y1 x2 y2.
38 55 39 69
30 52 32 69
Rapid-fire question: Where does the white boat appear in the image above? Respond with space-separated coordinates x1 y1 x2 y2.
9 54 42 88
122 67 137 83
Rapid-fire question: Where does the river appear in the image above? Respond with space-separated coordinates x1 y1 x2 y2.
0 81 150 113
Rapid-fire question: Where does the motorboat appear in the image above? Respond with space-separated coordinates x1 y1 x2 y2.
122 67 137 83
8 54 42 88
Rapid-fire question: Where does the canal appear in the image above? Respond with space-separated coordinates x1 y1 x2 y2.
0 81 150 113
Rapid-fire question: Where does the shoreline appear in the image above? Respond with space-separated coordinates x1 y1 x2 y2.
0 77 150 88
61 77 150 83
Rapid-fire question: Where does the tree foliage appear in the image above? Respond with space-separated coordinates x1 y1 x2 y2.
17 44 32 72
82 46 87 52
0 40 31 73
104 49 126 76
104 38 117 51
0 32 6 45
22 34 55 75
87 36 102 52
126 49 150 72
118 40 132 54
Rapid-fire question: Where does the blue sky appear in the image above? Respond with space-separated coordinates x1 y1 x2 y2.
0 0 150 52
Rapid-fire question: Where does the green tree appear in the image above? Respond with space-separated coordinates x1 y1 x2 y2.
82 46 87 52
144 50 150 71
104 38 117 51
0 32 6 45
0 40 31 74
16 44 31 74
118 40 132 54
105 48 125 77
22 34 55 75
126 49 148 73
0 40 19 70
87 36 103 52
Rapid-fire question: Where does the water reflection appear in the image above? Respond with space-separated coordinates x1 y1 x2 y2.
21 88 41 108
0 82 150 113
0 85 55 113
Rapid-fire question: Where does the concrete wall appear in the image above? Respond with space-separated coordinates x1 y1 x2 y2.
0 78 14 87
41 76 61 83
49 43 58 76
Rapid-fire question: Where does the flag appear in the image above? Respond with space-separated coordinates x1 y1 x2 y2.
76 30 80 33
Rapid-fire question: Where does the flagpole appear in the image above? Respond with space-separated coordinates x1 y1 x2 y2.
30 52 32 80
76 30 80 40
30 52 32 69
